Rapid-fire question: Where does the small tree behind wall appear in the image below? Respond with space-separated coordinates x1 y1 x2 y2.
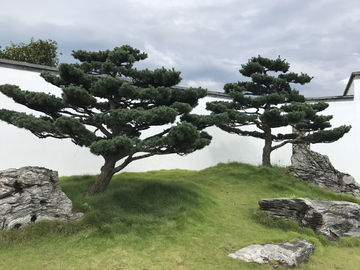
0 45 216 196
0 38 61 67
206 56 351 167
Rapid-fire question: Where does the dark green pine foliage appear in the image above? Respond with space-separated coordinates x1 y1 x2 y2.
0 45 214 195
206 56 351 167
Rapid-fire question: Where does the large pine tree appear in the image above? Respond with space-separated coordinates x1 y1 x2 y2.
206 56 351 166
0 45 214 195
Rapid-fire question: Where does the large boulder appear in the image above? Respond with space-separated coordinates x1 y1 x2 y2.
288 149 360 198
229 239 315 269
259 198 360 241
0 166 83 230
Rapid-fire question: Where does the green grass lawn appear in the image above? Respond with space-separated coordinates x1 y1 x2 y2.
1 162 360 270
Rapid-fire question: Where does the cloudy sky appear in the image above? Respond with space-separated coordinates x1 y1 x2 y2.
2 0 360 97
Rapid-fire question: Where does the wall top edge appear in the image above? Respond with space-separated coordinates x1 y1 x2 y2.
0 58 59 74
0 59 355 102
343 71 360 96
305 95 354 102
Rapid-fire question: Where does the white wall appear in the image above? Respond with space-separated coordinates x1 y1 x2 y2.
311 77 360 181
0 66 354 180
0 67 103 176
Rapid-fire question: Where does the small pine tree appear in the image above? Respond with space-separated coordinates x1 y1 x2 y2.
206 55 351 166
0 45 215 195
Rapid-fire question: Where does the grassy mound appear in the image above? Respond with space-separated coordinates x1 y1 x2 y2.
1 162 360 269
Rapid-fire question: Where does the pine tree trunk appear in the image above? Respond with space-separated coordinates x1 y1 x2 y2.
262 126 272 167
86 157 117 196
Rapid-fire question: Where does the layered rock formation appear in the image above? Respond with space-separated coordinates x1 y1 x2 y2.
259 198 360 241
288 149 360 198
0 166 83 230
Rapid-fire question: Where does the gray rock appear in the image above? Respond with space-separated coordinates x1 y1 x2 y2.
288 149 360 198
229 239 315 269
0 166 83 230
259 198 360 241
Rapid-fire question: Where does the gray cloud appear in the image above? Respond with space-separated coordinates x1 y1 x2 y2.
1 0 360 96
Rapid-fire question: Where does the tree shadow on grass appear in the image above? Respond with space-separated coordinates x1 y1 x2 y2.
83 178 211 229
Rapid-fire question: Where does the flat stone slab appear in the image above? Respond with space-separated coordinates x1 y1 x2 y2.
229 239 315 268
